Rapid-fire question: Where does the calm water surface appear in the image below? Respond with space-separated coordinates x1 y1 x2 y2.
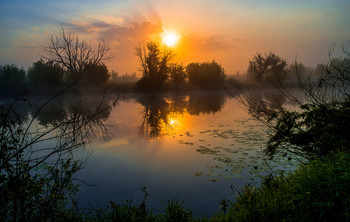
72 92 300 216
1 91 301 216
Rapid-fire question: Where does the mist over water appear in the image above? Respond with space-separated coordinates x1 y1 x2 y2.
0 91 302 216
0 89 304 216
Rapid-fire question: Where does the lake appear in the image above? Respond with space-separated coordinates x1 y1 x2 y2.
1 90 302 217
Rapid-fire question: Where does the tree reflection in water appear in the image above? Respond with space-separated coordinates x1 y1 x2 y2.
1 96 114 131
137 91 227 138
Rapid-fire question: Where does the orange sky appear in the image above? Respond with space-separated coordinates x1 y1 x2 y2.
1 0 349 76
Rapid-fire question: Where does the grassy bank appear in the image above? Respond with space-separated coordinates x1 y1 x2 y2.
211 152 350 222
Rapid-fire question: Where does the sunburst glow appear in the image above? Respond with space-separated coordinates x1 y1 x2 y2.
162 30 180 47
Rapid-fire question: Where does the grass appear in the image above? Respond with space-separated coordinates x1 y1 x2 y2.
211 152 350 221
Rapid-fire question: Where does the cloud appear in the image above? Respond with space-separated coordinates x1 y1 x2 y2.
100 21 163 43
61 17 233 74
62 18 163 43
62 20 114 35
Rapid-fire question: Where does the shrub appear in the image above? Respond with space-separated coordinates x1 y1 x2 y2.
28 59 65 93
0 64 26 97
267 99 350 158
213 152 350 221
187 61 225 89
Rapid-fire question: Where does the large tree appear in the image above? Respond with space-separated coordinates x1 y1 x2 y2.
83 62 110 86
0 64 26 97
135 41 174 90
169 63 187 84
247 52 288 83
28 59 64 90
43 27 111 82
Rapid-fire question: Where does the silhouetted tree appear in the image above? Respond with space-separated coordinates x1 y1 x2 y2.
83 62 110 86
0 97 114 220
0 64 26 97
247 52 288 84
0 26 117 221
229 47 350 159
187 61 226 89
43 27 111 82
169 63 187 84
28 59 64 92
285 62 306 85
135 41 174 91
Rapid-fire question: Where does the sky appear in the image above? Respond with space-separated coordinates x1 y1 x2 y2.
1 0 349 76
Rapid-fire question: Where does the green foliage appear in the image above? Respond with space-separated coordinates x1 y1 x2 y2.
0 64 26 97
76 187 199 222
187 61 225 89
267 99 350 158
247 52 288 83
219 198 231 216
211 152 350 221
161 199 193 222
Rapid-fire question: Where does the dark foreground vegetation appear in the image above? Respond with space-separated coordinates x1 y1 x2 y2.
1 27 350 221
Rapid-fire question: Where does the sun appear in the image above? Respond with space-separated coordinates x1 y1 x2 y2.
162 30 180 47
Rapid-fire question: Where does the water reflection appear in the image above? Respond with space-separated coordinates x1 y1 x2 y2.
136 92 226 138
0 96 114 129
246 89 287 121
1 90 298 178
227 87 291 123
187 91 226 115
32 99 67 126
1 92 227 139
0 91 304 216
137 95 173 138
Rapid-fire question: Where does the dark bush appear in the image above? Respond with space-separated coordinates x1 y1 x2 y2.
0 64 26 97
187 61 225 89
28 59 65 92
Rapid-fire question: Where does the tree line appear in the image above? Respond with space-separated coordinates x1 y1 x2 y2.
135 41 226 91
230 52 331 88
1 27 111 97
1 28 337 97
0 39 228 97
0 60 110 97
